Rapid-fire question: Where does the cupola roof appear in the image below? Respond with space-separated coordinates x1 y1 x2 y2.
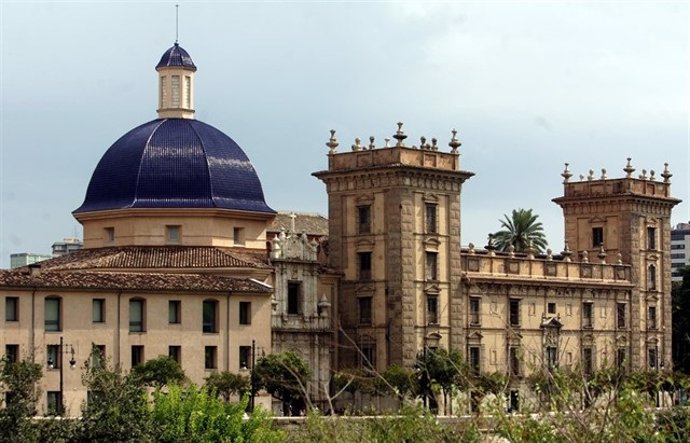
156 42 197 71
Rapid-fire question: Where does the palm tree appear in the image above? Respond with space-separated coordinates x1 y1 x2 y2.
493 208 548 253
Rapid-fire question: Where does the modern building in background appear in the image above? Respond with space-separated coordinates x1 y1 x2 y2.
0 41 681 416
671 222 690 281
51 237 83 257
9 253 53 269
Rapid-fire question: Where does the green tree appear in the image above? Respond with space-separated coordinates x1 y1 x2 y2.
416 348 468 415
150 384 283 443
376 365 419 401
204 371 250 401
75 353 151 442
254 352 310 416
493 208 548 253
0 358 42 443
130 355 186 388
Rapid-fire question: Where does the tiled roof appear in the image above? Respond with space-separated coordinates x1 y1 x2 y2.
156 43 197 71
268 212 328 237
36 246 271 271
0 269 270 293
74 118 274 215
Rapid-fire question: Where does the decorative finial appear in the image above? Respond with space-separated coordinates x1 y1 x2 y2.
384 137 391 148
639 169 648 180
546 249 553 261
661 163 672 182
326 129 339 154
600 168 607 180
468 243 475 254
649 170 656 181
561 240 572 262
561 163 572 183
431 138 438 150
369 136 376 150
616 252 623 265
486 233 497 256
507 244 516 258
352 137 362 152
587 169 595 181
449 129 461 153
526 241 536 260
581 250 589 263
393 122 407 147
597 244 607 263
420 136 427 150
623 158 635 178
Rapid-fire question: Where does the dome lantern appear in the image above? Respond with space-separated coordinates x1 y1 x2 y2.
156 43 197 119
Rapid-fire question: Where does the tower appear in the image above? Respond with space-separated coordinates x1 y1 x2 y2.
553 160 680 369
314 124 473 369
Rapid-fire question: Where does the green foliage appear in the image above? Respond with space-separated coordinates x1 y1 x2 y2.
76 355 151 442
0 357 43 443
376 365 418 400
254 352 310 414
416 348 468 413
333 368 376 396
150 384 283 443
204 371 250 401
130 356 186 388
493 208 548 253
477 371 508 395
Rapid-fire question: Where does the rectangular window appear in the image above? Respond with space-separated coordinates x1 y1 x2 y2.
648 265 657 290
647 227 657 250
184 76 191 108
239 346 252 369
509 347 521 376
616 348 627 368
358 252 372 280
358 206 371 234
129 299 144 332
509 299 520 327
648 347 658 369
287 282 301 315
583 348 593 376
166 225 180 243
361 343 375 370
168 300 181 324
171 75 180 107
617 303 627 329
583 302 594 328
47 391 60 415
239 302 251 325
427 296 438 325
5 297 18 322
203 300 218 333
131 345 144 367
91 345 106 369
359 297 372 325
547 302 556 315
546 347 558 369
425 204 438 234
204 346 217 370
469 346 481 375
469 297 481 325
425 251 438 280
92 298 105 323
47 344 60 369
104 227 115 243
648 306 657 329
45 298 61 331
233 227 245 246
168 346 181 364
592 227 604 248
5 345 18 364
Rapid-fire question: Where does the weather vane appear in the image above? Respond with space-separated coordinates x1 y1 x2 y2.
175 4 179 44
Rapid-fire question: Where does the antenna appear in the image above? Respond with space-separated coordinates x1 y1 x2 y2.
175 4 179 44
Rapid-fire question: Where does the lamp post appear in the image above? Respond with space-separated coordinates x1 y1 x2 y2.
47 336 76 416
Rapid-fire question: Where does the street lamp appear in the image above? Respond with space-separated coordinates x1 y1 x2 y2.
46 336 76 416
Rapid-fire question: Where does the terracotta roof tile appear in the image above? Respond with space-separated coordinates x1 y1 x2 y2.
0 269 271 293
35 246 270 271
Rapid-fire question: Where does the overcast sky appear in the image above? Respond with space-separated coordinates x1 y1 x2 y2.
1 2 688 268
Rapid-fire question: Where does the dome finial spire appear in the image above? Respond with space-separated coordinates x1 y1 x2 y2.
175 4 179 44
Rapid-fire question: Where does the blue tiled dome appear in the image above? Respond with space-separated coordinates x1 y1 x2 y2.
156 43 197 71
74 119 274 214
